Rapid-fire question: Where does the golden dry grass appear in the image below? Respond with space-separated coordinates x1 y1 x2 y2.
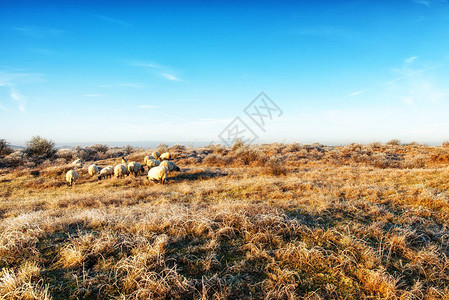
0 143 449 299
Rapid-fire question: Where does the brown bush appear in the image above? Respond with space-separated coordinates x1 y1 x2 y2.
282 143 301 154
169 144 186 152
0 139 13 157
105 148 126 158
203 154 233 166
387 139 401 146
263 157 287 175
90 144 109 153
231 138 245 151
2 151 25 168
430 154 449 164
233 146 267 166
157 143 169 154
25 136 56 161
210 144 228 156
124 144 133 155
56 149 75 161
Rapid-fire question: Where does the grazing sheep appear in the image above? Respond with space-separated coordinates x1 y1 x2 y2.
114 164 129 178
160 160 181 172
98 166 114 180
127 161 144 176
148 165 168 184
72 159 83 168
160 152 176 160
143 155 156 165
66 170 79 187
146 159 161 169
152 151 160 160
88 164 99 176
121 157 128 164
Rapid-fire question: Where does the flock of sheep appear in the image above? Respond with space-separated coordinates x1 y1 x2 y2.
65 151 180 187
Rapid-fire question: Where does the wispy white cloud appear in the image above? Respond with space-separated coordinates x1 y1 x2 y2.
9 87 26 112
83 94 103 97
161 73 181 81
348 57 435 97
386 58 449 105
401 96 414 105
93 15 132 27
128 61 165 69
0 70 45 84
348 88 373 97
138 104 158 109
13 26 64 38
0 104 9 111
403 80 449 104
385 66 434 85
129 61 184 81
99 82 144 88
413 0 430 6
405 56 418 63
411 0 448 7
0 69 38 113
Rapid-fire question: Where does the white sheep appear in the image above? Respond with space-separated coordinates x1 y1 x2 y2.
143 155 156 165
159 152 176 160
127 161 144 176
114 164 129 178
146 159 161 169
160 160 180 172
98 166 114 180
66 170 79 187
72 159 83 168
88 164 99 176
147 165 168 184
152 151 160 160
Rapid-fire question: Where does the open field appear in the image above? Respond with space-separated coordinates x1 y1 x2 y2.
0 142 449 299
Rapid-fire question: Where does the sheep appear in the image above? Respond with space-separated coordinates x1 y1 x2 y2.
148 165 168 184
146 159 161 169
98 166 114 180
160 160 181 172
159 152 176 160
121 157 128 164
66 170 79 187
152 151 160 160
88 164 99 176
114 164 129 178
143 155 156 165
127 161 144 176
72 159 83 168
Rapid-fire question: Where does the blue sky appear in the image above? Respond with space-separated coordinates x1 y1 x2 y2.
1 0 449 145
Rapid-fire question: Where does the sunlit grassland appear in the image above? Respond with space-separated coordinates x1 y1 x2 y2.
0 143 448 299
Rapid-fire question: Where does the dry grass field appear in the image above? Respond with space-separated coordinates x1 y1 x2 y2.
0 142 449 299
